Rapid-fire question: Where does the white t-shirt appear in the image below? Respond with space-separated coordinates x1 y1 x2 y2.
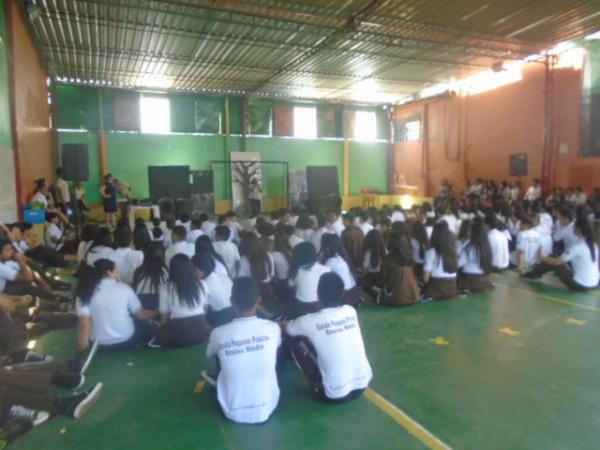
310 228 325 253
440 215 459 235
391 211 405 223
206 317 281 424
76 278 142 345
424 248 456 278
328 219 345 237
488 229 510 269
30 192 48 207
288 234 304 249
213 241 240 277
110 247 144 286
411 238 425 264
358 222 373 236
0 260 20 292
45 223 63 251
561 241 600 288
516 229 543 268
201 221 216 238
286 305 372 399
159 281 207 319
553 222 579 250
510 187 520 200
272 251 289 280
290 263 331 303
187 229 204 244
573 192 587 205
237 254 274 283
533 225 553 256
458 243 484 275
539 213 553 235
324 255 356 290
204 272 233 312
87 245 115 267
165 241 195 268
525 186 541 201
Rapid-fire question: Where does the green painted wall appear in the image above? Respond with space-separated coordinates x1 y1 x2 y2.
349 141 389 193
0 0 11 148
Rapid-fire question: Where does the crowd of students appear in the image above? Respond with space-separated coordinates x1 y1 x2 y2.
1 178 599 441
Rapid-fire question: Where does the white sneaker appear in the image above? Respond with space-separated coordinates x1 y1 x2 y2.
8 405 50 427
200 370 216 387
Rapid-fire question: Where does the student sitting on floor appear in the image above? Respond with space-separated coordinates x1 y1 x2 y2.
110 227 144 286
237 232 275 301
283 272 372 403
319 233 364 306
187 216 204 244
360 229 387 295
192 253 234 328
86 228 115 267
485 215 510 272
271 231 292 301
212 225 240 278
76 225 97 264
150 254 211 348
195 235 229 277
380 230 419 307
511 217 544 273
132 243 168 311
410 220 428 281
76 259 156 352
203 277 281 424
164 225 195 267
288 242 330 317
522 218 600 291
422 221 458 301
457 219 494 294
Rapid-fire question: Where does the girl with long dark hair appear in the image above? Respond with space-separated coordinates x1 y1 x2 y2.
132 243 168 310
272 230 292 301
195 235 229 277
360 229 387 294
380 230 419 306
76 259 156 352
523 218 599 290
237 232 275 301
457 220 493 294
152 254 211 348
288 242 330 317
422 221 458 301
319 233 364 305
410 220 429 280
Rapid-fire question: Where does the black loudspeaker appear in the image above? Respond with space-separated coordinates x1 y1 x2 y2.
306 166 340 200
509 154 528 177
62 144 90 181
176 198 194 219
148 166 191 202
157 198 176 220
192 170 213 194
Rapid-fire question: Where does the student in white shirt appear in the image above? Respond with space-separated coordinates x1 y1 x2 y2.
150 254 211 348
164 226 195 267
485 215 510 271
86 228 115 267
237 232 275 301
380 229 420 306
45 214 64 252
285 225 304 249
360 229 387 294
187 216 204 244
410 220 429 280
524 178 542 202
357 212 374 236
523 218 599 291
553 206 578 252
193 253 234 328
457 220 493 294
271 231 292 301
511 217 544 272
195 235 229 277
76 259 156 352
422 221 458 301
179 213 191 234
283 272 372 403
288 242 330 317
54 167 71 211
77 225 97 264
204 277 281 424
326 210 345 236
212 226 240 277
391 206 405 223
319 233 363 305
110 227 144 286
572 187 587 206
163 218 176 248
200 214 216 238
132 243 168 311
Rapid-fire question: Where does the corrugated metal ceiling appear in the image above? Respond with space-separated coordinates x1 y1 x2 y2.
22 0 600 104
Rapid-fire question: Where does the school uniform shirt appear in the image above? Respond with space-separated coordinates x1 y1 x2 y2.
159 281 207 319
237 254 274 282
525 186 541 201
539 213 553 235
411 239 425 265
516 229 543 268
310 228 326 253
324 255 356 290
328 219 345 237
560 241 600 288
87 245 115 267
423 248 456 278
77 241 93 263
573 192 587 205
510 187 520 201
286 305 372 399
295 228 314 243
440 215 459 235
458 243 484 275
187 229 204 244
206 316 282 424
363 250 383 273
272 251 289 280
391 211 405 223
204 272 233 312
181 221 191 233
163 229 173 248
487 229 510 270
0 261 20 292
214 258 230 278
45 223 63 251
201 220 216 238
110 247 144 286
553 222 579 250
425 225 433 240
76 278 142 345
164 241 195 268
288 234 304 249
533 225 553 256
213 241 240 277
55 178 70 203
290 263 331 303
358 222 373 236
30 192 48 208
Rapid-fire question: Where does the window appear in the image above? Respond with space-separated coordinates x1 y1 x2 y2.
394 114 421 142
293 106 317 139
140 96 170 134
354 111 377 141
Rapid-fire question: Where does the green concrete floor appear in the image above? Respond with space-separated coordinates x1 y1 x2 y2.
11 272 600 450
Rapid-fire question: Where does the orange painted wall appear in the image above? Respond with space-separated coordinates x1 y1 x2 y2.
9 3 53 204
393 63 600 197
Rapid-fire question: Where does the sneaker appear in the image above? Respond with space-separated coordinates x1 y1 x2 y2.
0 416 34 444
420 295 433 303
6 350 54 369
8 406 50 427
78 340 100 375
200 370 216 387
147 337 162 349
61 383 103 419
53 371 85 390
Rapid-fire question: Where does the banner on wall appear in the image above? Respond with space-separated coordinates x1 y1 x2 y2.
230 152 261 214
289 170 307 208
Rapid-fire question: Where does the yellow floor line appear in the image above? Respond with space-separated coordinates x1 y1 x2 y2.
494 282 600 313
364 388 453 450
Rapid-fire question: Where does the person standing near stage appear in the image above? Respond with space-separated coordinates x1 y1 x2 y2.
53 167 71 214
249 177 262 216
100 174 117 231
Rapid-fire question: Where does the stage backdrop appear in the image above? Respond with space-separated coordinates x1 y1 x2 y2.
230 152 261 214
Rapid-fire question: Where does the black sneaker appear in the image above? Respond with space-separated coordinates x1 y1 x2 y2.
77 340 100 375
61 383 103 419
7 406 50 427
200 370 216 387
147 337 162 349
0 416 34 444
53 371 86 390
6 350 54 369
